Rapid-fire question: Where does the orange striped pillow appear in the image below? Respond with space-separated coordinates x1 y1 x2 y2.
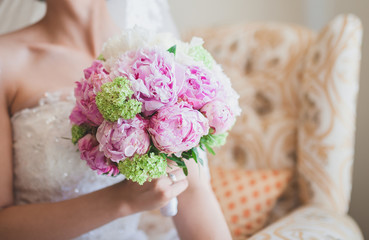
210 167 292 239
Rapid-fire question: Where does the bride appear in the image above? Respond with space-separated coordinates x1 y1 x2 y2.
0 0 231 239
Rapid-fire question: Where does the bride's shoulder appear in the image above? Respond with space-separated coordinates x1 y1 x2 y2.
0 31 27 72
0 28 34 108
0 24 41 78
0 23 46 59
0 26 35 62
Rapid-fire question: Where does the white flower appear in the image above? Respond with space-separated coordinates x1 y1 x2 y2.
101 27 154 63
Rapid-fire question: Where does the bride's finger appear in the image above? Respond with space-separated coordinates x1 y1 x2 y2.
167 178 188 198
154 169 184 186
168 167 186 179
156 168 186 188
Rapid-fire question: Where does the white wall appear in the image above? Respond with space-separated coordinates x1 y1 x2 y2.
169 0 369 237
170 0 305 30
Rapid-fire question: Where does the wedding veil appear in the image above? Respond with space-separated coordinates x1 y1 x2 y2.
0 0 179 36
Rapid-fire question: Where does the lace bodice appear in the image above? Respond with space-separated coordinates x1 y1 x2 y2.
12 93 120 203
11 92 148 239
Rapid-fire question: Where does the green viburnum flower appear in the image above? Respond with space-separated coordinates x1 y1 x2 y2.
71 124 91 145
118 153 167 185
201 132 229 148
96 77 142 122
189 45 215 69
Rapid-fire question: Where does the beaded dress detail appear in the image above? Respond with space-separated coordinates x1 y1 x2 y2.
11 92 151 239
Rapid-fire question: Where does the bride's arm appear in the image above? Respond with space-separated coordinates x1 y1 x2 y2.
173 158 232 240
0 161 188 240
0 183 131 239
0 71 14 211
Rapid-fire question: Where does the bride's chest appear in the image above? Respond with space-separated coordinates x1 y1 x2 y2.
10 49 94 116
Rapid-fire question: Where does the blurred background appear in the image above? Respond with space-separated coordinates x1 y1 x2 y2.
0 0 367 237
169 0 369 237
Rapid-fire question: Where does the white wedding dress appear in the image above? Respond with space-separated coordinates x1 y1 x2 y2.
8 0 181 239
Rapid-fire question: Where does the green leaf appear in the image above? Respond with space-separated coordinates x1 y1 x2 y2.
166 155 185 167
149 145 161 155
167 45 177 56
97 54 106 61
199 143 205 151
165 153 188 175
193 147 203 165
204 144 215 155
181 151 191 160
200 132 228 148
198 157 204 165
167 155 181 162
208 133 215 141
182 167 188 176
191 148 198 164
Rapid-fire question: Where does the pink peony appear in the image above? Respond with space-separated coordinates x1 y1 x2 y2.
96 115 150 162
200 100 235 134
179 65 219 109
70 60 110 126
110 47 185 116
83 60 109 82
78 134 119 176
148 102 209 155
69 106 88 126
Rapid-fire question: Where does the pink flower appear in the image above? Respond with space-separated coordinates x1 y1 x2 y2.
148 102 209 155
200 100 235 134
179 65 219 109
96 115 150 162
84 60 107 82
78 134 119 176
69 106 88 126
70 60 110 126
110 47 185 116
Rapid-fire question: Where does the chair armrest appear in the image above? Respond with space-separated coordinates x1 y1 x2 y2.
249 205 363 240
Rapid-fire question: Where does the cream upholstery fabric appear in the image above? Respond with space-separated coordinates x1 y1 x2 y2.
249 205 363 240
298 15 362 214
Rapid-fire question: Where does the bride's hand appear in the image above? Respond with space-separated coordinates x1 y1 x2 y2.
115 166 188 215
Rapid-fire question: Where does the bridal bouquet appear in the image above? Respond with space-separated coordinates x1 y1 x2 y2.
69 28 240 214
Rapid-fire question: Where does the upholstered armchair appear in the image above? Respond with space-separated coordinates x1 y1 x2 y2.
184 14 363 239
138 14 363 239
